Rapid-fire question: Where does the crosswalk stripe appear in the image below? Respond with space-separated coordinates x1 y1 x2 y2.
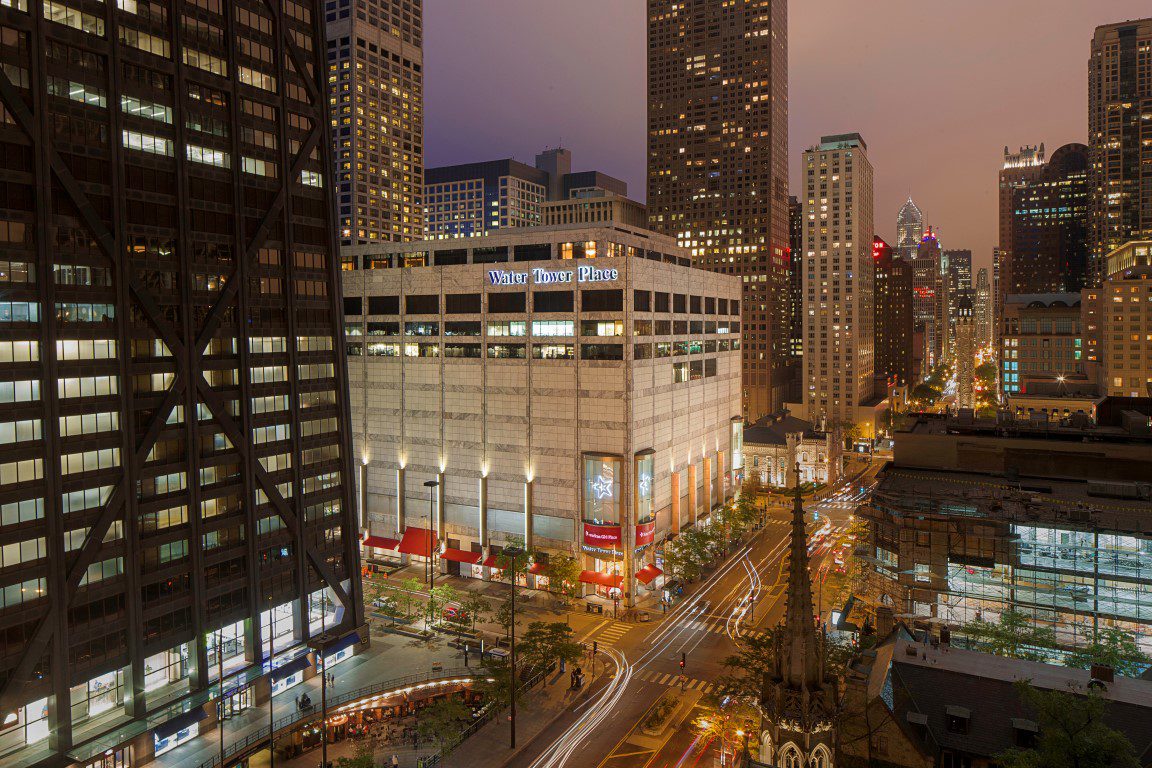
658 672 672 685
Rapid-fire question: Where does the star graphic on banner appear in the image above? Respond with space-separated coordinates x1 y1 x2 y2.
638 474 651 496
591 475 614 500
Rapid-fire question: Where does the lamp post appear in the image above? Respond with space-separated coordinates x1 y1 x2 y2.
503 545 524 749
217 628 225 768
307 632 353 768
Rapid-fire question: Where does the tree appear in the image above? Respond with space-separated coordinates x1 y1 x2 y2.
396 576 425 621
416 695 472 758
545 552 583 619
662 537 701 583
695 693 759 762
975 360 998 384
494 595 515 638
1065 626 1151 678
334 743 376 768
461 593 490 633
473 655 523 709
717 631 777 709
518 621 584 673
996 681 1139 768
911 383 942 405
428 583 459 625
961 609 1057 662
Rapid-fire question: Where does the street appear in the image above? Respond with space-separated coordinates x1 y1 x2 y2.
502 463 880 768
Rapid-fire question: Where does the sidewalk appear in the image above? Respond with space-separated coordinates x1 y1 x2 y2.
442 667 591 768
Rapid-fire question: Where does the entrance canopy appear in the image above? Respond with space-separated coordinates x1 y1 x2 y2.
362 535 399 550
397 527 434 558
579 570 623 589
636 564 663 585
440 547 481 564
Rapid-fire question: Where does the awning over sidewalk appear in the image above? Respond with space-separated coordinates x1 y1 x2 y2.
270 655 311 684
153 708 207 741
440 547 481 564
481 554 502 568
362 534 400 550
528 562 546 575
397 527 434 558
579 570 623 589
635 564 663 585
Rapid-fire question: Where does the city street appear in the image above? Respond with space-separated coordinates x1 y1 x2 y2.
498 464 880 768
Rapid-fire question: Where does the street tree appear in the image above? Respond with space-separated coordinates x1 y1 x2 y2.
428 583 459 625
518 621 584 673
662 537 701 583
494 595 515 639
416 695 472 758
460 593 490 633
1065 626 1151 678
716 631 777 711
695 693 760 762
544 552 583 618
397 576 425 621
996 681 1140 768
473 656 523 709
961 609 1057 661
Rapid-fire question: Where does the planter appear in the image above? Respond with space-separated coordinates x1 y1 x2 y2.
640 690 681 737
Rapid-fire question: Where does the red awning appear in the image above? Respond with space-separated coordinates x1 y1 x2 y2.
481 554 502 568
528 562 546 575
636 564 663 585
397 527 434 558
440 547 481 565
579 570 623 589
362 535 399 550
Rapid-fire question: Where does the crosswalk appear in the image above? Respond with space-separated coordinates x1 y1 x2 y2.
636 669 716 693
679 618 771 643
592 621 632 647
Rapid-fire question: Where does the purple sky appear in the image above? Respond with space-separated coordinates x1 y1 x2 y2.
424 1 1150 273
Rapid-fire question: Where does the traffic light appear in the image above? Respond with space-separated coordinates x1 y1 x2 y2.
680 652 686 670
593 640 598 656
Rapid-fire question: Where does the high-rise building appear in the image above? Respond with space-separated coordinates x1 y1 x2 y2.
788 196 804 362
912 229 948 369
647 0 791 420
423 148 639 239
944 249 973 296
999 143 1090 296
1096 240 1152 397
975 268 993 350
0 2 362 766
1089 19 1152 285
955 295 976 410
998 144 1046 309
327 0 424 245
874 238 915 387
801 134 875 427
895 197 924 263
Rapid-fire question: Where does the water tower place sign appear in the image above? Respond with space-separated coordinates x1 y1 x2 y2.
487 265 619 286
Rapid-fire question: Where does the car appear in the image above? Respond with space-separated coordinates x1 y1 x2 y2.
442 601 468 623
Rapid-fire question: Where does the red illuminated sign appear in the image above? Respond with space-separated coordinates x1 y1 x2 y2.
583 523 622 549
635 521 656 547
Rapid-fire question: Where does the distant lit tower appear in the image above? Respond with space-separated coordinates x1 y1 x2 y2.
896 197 924 262
1000 143 1090 296
998 143 1046 309
1089 19 1152 285
648 0 791 419
874 237 915 388
955 295 976 411
789 196 804 363
801 134 875 427
912 229 947 368
974 268 993 350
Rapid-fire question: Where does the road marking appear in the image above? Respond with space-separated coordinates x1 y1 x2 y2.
636 669 715 694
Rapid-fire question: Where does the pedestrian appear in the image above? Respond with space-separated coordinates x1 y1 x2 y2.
392 755 400 767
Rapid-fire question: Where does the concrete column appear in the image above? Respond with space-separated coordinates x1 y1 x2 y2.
671 471 681 535
359 461 369 529
395 467 406 535
703 456 713 514
524 479 534 550
688 464 698 527
717 450 726 501
436 472 446 540
479 475 489 549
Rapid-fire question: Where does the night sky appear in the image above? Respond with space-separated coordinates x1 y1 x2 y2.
424 1 1150 272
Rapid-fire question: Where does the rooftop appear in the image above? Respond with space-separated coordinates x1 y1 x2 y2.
744 414 823 446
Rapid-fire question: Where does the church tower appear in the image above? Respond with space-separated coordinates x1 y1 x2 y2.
760 468 840 766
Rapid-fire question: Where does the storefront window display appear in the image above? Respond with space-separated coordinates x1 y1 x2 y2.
583 454 623 525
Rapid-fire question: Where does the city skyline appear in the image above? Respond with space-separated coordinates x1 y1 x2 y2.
423 0 1150 272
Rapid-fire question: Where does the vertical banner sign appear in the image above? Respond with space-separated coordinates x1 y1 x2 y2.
635 451 655 547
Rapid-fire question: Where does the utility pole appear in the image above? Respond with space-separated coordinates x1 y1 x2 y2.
217 628 225 768
505 546 524 749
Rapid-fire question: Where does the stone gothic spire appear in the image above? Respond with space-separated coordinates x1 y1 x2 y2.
779 464 822 687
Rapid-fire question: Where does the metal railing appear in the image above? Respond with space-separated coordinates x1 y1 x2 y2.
194 666 474 768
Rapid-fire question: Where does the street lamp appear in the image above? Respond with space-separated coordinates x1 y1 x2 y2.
307 631 354 768
503 545 524 750
423 480 439 595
